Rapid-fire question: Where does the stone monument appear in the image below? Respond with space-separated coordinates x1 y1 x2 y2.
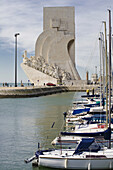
21 7 81 86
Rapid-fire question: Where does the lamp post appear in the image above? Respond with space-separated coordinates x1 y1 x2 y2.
14 33 20 87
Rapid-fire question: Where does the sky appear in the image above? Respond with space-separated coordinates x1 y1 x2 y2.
0 0 113 83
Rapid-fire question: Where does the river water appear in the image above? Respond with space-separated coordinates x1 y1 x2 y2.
0 92 83 170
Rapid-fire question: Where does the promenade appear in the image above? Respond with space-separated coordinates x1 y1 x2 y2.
0 84 99 98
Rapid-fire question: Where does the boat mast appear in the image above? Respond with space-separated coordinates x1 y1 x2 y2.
102 32 105 103
108 9 111 130
99 33 102 107
108 9 111 149
103 21 108 126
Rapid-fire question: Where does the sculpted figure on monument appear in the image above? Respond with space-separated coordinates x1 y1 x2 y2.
37 56 42 71
44 64 49 74
41 60 47 73
52 64 59 79
30 56 38 69
48 65 54 76
61 70 67 80
22 50 31 66
66 72 71 80
22 50 28 64
41 56 45 63
23 50 27 58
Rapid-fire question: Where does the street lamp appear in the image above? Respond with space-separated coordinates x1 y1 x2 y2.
14 33 20 87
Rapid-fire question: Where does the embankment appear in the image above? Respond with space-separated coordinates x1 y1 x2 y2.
0 85 98 98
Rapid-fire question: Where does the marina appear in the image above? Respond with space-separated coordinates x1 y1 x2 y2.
24 87 113 169
1 90 113 170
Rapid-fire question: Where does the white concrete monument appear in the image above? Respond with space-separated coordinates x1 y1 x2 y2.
21 7 81 86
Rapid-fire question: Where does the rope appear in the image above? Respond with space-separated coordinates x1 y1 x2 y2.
84 23 103 76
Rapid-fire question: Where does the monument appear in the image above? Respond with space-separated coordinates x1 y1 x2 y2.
21 7 81 86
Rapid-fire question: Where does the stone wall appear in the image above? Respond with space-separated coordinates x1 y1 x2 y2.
0 85 99 98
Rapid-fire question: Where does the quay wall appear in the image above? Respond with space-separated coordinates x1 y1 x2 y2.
0 85 99 98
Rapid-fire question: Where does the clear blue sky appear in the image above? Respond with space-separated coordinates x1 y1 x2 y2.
0 0 113 83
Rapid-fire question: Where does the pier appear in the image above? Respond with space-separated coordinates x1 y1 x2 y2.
0 84 99 98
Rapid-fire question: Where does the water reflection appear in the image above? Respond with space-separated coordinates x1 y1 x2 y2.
33 92 78 149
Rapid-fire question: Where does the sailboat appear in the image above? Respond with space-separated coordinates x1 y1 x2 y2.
37 137 113 170
25 128 112 169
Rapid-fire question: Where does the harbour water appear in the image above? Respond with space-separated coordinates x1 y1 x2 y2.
0 91 83 170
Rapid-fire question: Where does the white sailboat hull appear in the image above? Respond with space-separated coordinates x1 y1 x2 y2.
39 155 113 169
